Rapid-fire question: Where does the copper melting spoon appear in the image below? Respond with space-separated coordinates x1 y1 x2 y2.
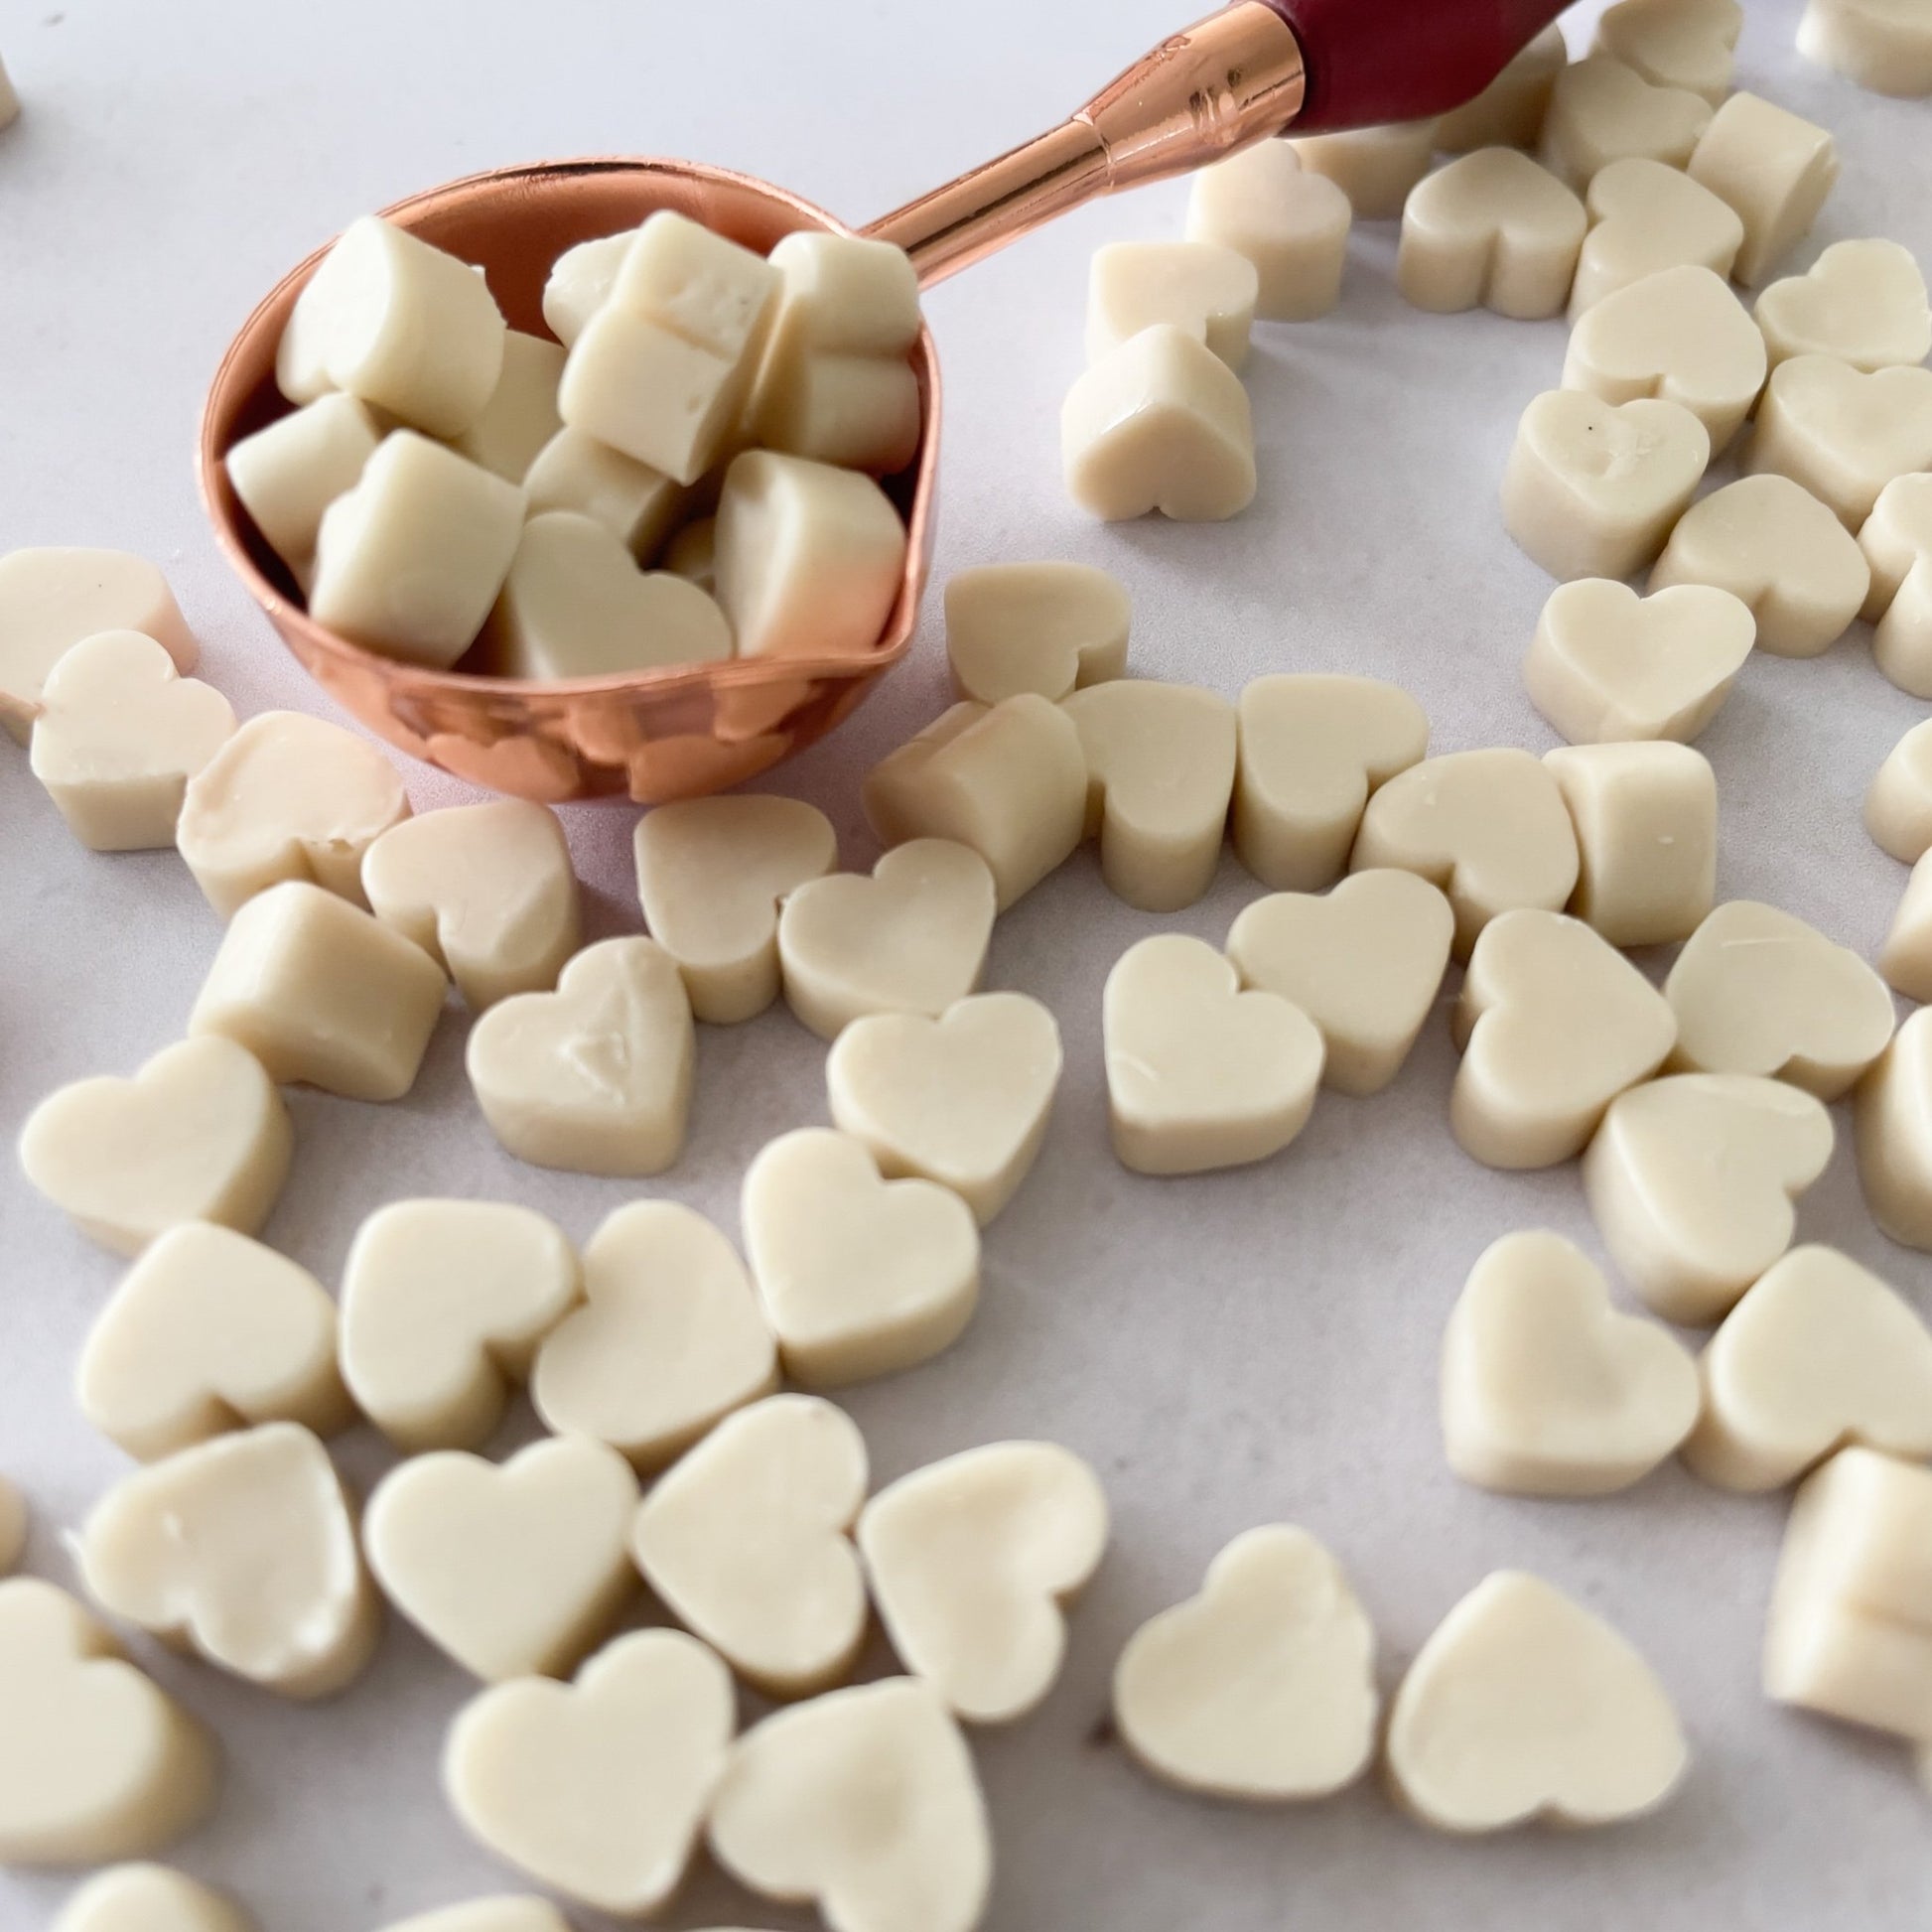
199 0 1570 804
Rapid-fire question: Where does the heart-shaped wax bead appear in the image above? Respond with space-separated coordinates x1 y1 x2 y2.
0 1579 217 1864
362 800 581 1010
1442 1231 1701 1495
76 1221 352 1460
51 1864 249 1932
1112 1523 1377 1801
366 1436 638 1682
1683 1245 1932 1490
630 1394 869 1699
532 1199 776 1467
1663 898 1895 1100
1538 55 1713 192
1396 148 1585 321
444 1628 734 1917
1797 0 1932 95
1755 238 1932 373
375 1902 569 1932
1452 909 1676 1170
1386 1571 1689 1832
776 839 997 1041
1232 672 1429 892
28 630 236 852
466 936 694 1176
1586 1073 1834 1322
1103 932 1324 1176
1571 156 1743 317
1085 240 1259 370
859 1441 1108 1725
1862 472 1932 698
1594 0 1740 102
1867 717 1932 864
1226 870 1454 1096
708 1677 991 1932
827 992 1062 1224
176 710 410 919
1689 91 1840 285
1061 325 1256 523
77 1422 380 1699
1857 1008 1932 1249
1350 748 1581 956
634 794 838 1024
1747 353 1932 529
341 1198 581 1453
1185 138 1353 320
20 1035 292 1258
943 561 1130 706
741 1128 980 1387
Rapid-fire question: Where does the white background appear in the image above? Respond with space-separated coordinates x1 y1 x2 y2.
3 0 1931 1925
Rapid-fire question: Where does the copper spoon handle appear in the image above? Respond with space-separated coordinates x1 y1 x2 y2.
866 1 1307 287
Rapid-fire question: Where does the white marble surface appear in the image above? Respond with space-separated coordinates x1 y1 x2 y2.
2 0 1930 1925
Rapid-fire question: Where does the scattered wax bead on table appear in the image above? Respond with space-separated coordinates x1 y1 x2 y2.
1111 1523 1378 1802
1861 472 1932 696
1183 139 1351 321
1537 55 1714 194
1440 1230 1702 1497
1384 1570 1689 1833
1876 860 1932 1004
1084 240 1259 370
1687 90 1840 285
857 1440 1109 1724
51 1864 253 1932
1594 0 1742 103
375 1899 571 1932
1866 715 1932 862
1584 1073 1835 1323
943 559 1130 706
1681 1245 1932 1491
1287 119 1438 220
1570 156 1744 318
1856 1006 1932 1245
1797 0 1932 94
1754 238 1932 373
19 1035 293 1257
1745 354 1932 530
1395 148 1585 322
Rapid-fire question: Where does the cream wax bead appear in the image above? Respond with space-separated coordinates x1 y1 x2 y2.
715 449 906 660
1537 56 1713 193
1867 717 1932 863
1441 1231 1701 1496
0 545 195 741
52 1865 252 1932
1544 741 1717 947
664 515 716 589
1648 474 1870 658
1386 1572 1688 1832
863 697 1087 911
1288 119 1437 219
1594 0 1742 102
634 794 838 1024
1395 149 1584 321
0 1477 23 1575
76 1222 351 1461
341 1198 581 1453
1862 473 1932 697
1858 1008 1932 1243
1683 1246 1932 1491
378 1899 570 1932
1451 909 1677 1171
19 1035 292 1257
1585 1073 1834 1323
1184 139 1352 321
1112 1524 1378 1802
483 511 733 680
1688 91 1839 286
1798 0 1932 95
0 1579 217 1866
857 1441 1109 1725
176 708 409 918
751 231 923 475
1436 24 1566 150
1766 1448 1932 1738
1233 673 1429 891
78 1422 381 1699
1563 263 1766 453
558 209 780 485
943 560 1130 706
280 214 506 434
1571 157 1744 318
1755 240 1932 375
223 391 382 581
1664 899 1894 1099
190 881 448 1103
452 331 567 483
1061 324 1257 523
1523 580 1755 746
542 226 644 346
521 426 687 559
1502 390 1710 582
1350 748 1580 957
466 936 694 1178
29 631 236 852
362 800 581 1010
310 431 525 668
1085 241 1260 370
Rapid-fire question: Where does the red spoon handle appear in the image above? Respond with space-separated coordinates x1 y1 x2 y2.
1262 0 1572 132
